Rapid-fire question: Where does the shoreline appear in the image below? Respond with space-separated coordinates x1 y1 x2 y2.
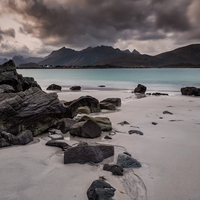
1 88 200 200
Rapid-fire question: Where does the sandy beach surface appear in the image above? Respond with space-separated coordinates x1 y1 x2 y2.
1 88 200 200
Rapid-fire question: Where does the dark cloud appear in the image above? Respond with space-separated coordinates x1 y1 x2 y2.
0 0 200 55
0 28 15 38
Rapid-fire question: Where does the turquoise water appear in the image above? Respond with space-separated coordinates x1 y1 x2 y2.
17 68 200 92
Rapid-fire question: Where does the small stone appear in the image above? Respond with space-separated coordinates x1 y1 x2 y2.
70 86 81 91
128 130 143 135
45 140 70 150
152 122 157 125
104 135 112 139
117 121 130 126
103 164 124 176
163 110 173 115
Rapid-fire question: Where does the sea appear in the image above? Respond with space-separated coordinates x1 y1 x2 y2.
17 68 200 93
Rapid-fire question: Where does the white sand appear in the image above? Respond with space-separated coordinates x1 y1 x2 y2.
1 89 200 200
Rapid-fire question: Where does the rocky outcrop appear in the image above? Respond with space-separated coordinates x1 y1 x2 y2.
100 98 121 107
69 120 102 138
66 96 100 117
64 145 114 164
46 84 62 91
78 116 112 131
87 180 116 200
181 87 200 96
133 84 147 94
117 152 142 168
0 84 15 93
0 87 72 136
0 60 41 92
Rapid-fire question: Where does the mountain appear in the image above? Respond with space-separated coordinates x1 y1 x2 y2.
12 55 25 66
39 45 139 66
12 55 44 66
0 57 8 65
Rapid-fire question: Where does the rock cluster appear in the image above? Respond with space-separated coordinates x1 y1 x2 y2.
181 87 200 96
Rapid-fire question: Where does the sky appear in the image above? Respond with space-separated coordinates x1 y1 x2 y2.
0 0 200 58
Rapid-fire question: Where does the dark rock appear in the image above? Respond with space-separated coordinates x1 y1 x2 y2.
45 140 70 150
17 130 33 145
64 145 114 164
78 116 112 131
152 92 168 96
56 118 76 133
67 96 100 117
0 87 72 136
181 87 200 96
129 130 144 135
98 85 106 87
152 122 157 125
87 180 116 200
117 121 130 126
0 60 41 92
100 98 121 107
104 135 112 139
117 153 142 168
133 84 147 94
0 130 19 145
46 84 62 91
0 84 15 93
70 86 81 91
163 110 173 115
0 138 11 147
100 102 116 110
70 120 102 138
103 164 124 176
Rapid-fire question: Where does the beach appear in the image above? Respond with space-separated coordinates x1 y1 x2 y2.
1 88 200 200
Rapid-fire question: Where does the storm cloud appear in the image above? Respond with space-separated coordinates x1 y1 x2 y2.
0 0 199 56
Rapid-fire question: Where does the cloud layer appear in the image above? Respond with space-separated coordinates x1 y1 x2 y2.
0 0 200 57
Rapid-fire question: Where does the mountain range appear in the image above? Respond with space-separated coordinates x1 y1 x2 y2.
5 44 200 67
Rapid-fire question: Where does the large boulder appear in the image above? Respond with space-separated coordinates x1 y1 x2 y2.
17 130 33 145
46 84 62 91
69 119 102 138
66 96 100 117
0 60 41 92
70 85 81 91
0 87 72 136
100 98 121 107
133 84 147 94
181 87 200 96
78 116 112 131
87 180 116 200
64 145 114 164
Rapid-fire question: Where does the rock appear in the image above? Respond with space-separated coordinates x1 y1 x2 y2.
163 110 173 115
0 84 15 93
104 135 112 139
117 121 130 126
87 180 116 200
134 93 146 99
70 86 81 91
69 120 102 138
55 118 76 133
133 84 147 94
49 134 64 140
67 96 100 117
77 106 91 114
100 98 121 107
46 84 62 91
129 130 144 135
78 116 112 131
0 87 72 136
0 138 11 147
152 122 157 125
100 102 116 110
152 92 168 96
64 145 114 164
0 130 19 145
77 141 88 147
117 153 142 168
17 130 33 145
0 60 41 92
48 128 63 135
181 87 200 96
103 164 124 176
45 140 70 150
98 85 106 87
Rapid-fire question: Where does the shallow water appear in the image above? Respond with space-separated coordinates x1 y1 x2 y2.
17 68 200 92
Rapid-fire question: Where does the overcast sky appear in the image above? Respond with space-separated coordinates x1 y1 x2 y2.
0 0 200 58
